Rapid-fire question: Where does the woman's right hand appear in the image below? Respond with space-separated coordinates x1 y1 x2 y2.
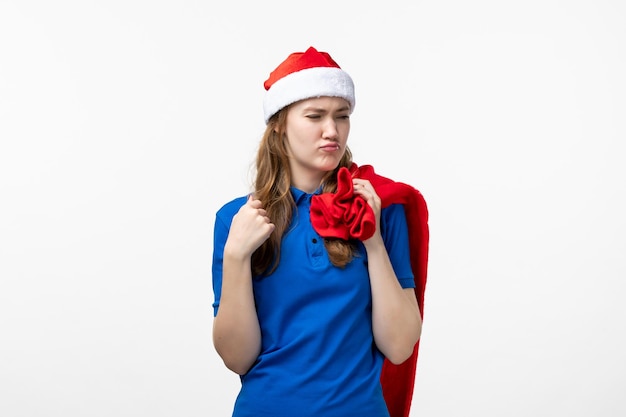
224 195 275 259
214 195 270 374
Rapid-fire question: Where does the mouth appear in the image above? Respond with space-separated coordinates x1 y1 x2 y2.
320 143 341 152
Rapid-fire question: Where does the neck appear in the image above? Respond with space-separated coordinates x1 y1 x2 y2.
290 168 326 194
291 177 323 194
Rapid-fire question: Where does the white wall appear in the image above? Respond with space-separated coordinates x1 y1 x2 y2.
1 1 624 416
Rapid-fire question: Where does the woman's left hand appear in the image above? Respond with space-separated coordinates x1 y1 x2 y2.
352 178 382 243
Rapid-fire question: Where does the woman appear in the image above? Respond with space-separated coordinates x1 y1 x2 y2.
212 46 429 417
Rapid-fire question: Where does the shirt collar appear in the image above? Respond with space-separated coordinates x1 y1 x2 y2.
290 185 323 204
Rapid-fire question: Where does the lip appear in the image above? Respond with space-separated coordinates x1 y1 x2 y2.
320 143 341 152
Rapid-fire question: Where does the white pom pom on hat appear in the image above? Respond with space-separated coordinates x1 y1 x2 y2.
262 46 356 124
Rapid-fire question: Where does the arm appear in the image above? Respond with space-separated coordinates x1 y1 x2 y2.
212 196 275 375
364 238 422 365
353 179 422 365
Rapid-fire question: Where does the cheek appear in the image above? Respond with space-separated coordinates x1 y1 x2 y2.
286 120 311 140
290 126 318 146
284 131 309 155
340 124 351 142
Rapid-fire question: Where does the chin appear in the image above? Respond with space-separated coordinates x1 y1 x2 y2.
318 156 343 171
318 162 341 173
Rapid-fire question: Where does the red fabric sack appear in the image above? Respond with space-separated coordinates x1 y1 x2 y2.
310 163 429 417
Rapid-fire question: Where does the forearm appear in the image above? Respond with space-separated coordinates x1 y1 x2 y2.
212 252 262 375
366 239 422 365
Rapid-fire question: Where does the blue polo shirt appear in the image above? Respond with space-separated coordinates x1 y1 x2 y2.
212 187 414 417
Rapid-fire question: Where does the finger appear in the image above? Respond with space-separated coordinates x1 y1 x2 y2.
248 197 263 209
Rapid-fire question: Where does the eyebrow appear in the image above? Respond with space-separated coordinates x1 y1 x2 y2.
301 105 351 113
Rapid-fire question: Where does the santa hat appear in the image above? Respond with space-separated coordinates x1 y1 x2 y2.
263 46 356 124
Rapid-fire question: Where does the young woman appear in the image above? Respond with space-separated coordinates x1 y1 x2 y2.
212 46 429 417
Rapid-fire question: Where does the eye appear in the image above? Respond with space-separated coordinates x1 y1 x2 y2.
337 114 350 120
306 114 321 119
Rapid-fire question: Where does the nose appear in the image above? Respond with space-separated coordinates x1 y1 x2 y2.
321 118 338 140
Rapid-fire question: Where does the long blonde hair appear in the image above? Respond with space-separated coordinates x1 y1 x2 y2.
251 106 358 276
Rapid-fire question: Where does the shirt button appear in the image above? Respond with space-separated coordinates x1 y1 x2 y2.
311 238 318 244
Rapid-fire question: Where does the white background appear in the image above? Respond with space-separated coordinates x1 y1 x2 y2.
1 1 625 416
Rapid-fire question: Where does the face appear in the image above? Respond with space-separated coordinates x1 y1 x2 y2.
284 96 351 188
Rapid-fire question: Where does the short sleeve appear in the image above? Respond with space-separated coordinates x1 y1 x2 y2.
211 214 229 317
381 203 415 289
211 196 248 317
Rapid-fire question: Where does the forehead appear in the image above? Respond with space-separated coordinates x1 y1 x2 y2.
290 96 351 112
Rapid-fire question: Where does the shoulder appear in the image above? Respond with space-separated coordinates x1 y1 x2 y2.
215 195 248 225
381 203 408 231
354 163 428 213
382 203 406 218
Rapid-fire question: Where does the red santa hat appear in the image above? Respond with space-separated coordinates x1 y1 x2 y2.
263 46 356 124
